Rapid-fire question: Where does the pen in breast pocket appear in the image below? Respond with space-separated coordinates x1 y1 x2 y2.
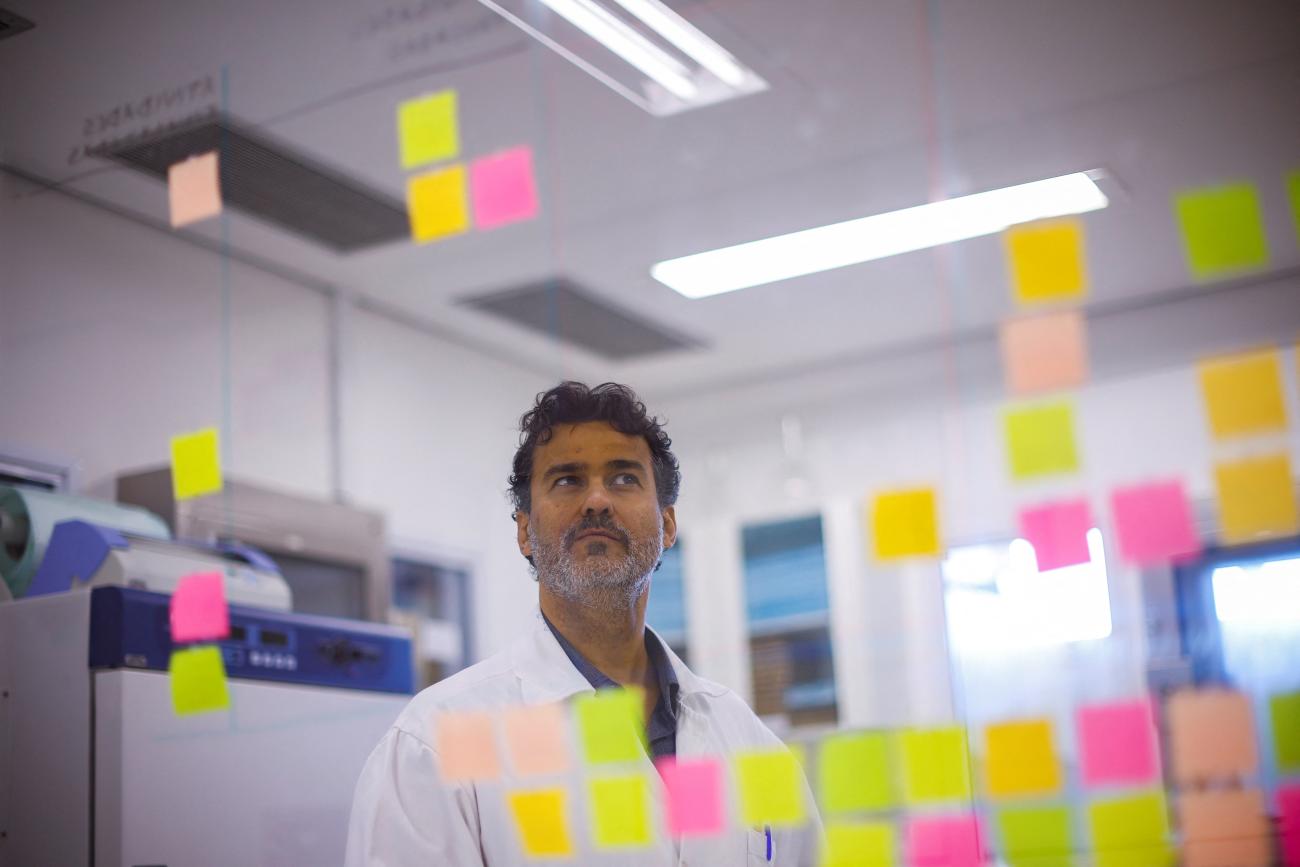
765 825 772 862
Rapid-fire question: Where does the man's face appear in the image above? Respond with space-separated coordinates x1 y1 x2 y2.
516 421 677 608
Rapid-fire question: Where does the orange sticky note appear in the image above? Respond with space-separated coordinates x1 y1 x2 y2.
1168 688 1257 785
169 427 223 500
871 487 941 559
735 747 806 826
1004 218 1087 304
168 151 222 227
1180 788 1271 867
503 703 571 777
169 645 231 715
433 710 501 781
1000 310 1089 395
1003 401 1080 480
407 164 469 244
508 788 574 857
984 719 1062 799
1198 349 1287 440
1214 453 1299 543
397 89 459 169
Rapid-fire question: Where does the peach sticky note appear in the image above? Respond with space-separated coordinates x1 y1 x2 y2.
575 687 645 764
824 821 896 867
1175 182 1269 280
655 756 725 837
1003 401 1080 480
906 814 985 867
168 151 222 227
984 719 1062 799
407 164 470 244
508 788 574 857
433 710 501 781
819 730 896 813
1179 788 1271 867
1087 792 1174 867
1168 688 1257 784
871 487 941 560
589 773 652 848
1077 699 1159 787
1270 691 1300 773
1000 310 1089 395
1279 785 1300 867
1214 453 1300 544
900 726 971 805
735 747 805 826
1004 218 1088 305
1198 349 1288 440
1109 480 1201 567
503 702 570 777
170 571 229 643
995 805 1073 867
470 146 539 230
169 645 231 715
1018 498 1093 572
398 89 459 169
169 427 223 500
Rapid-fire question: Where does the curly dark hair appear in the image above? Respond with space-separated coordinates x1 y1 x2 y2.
508 381 681 516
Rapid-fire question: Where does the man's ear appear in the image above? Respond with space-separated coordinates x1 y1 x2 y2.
660 505 677 551
515 510 532 560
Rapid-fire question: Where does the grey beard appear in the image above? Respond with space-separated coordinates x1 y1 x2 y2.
528 521 663 611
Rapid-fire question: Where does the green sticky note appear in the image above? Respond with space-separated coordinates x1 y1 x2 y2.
1271 690 1300 772
1004 401 1080 480
997 805 1075 867
819 730 896 813
900 726 971 805
1288 170 1300 249
169 427 223 500
589 774 652 848
1174 182 1269 280
1087 792 1174 867
398 89 459 169
169 645 230 715
736 747 806 826
575 688 645 764
823 820 896 867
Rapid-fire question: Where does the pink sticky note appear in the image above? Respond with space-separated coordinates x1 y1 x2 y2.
470 146 539 230
1077 699 1160 787
906 814 985 867
170 571 229 642
1109 480 1201 566
1280 785 1300 867
1018 498 1093 571
168 151 222 227
655 756 725 837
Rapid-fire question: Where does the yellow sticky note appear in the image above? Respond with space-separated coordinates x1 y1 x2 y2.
985 719 1062 799
1175 183 1269 280
900 726 971 805
819 730 896 813
1214 453 1299 544
398 90 459 169
589 773 652 848
1198 349 1287 440
871 488 941 560
736 747 806 826
1087 792 1174 867
169 645 230 715
575 687 645 764
1004 218 1087 305
508 788 574 857
168 151 222 228
1003 402 1080 480
823 821 896 867
170 427 223 500
407 164 469 244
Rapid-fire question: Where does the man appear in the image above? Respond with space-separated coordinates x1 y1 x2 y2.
346 381 821 865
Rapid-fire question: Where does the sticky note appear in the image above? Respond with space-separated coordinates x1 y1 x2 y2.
170 571 229 643
1175 182 1269 279
1288 170 1300 249
508 788 574 857
735 747 805 826
1000 311 1089 395
169 645 230 715
1179 788 1270 867
1167 688 1257 784
1017 499 1093 572
1003 402 1080 480
169 427 223 500
655 756 725 836
1279 785 1300 867
1109 480 1200 566
1076 699 1159 787
1271 691 1300 772
1198 349 1288 440
824 821 896 867
168 151 222 227
407 164 469 244
871 487 941 560
1087 792 1173 867
900 726 971 804
1214 453 1299 544
503 702 571 777
575 687 645 764
819 730 896 813
433 710 501 781
1004 218 1087 304
984 719 1062 799
906 814 985 867
470 146 539 230
589 773 652 848
398 90 459 169
995 805 1073 867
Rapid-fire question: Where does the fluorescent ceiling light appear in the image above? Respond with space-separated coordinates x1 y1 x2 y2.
652 171 1109 299
609 0 748 87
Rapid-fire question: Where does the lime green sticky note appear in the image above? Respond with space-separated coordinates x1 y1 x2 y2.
398 89 459 169
996 805 1074 867
823 820 896 867
1288 170 1300 248
169 645 230 715
1174 182 1269 280
169 427 223 500
1271 690 1300 773
508 788 574 857
1087 792 1174 867
900 726 971 805
819 730 896 813
407 164 469 244
736 747 806 826
575 687 645 764
1003 402 1080 480
589 773 652 848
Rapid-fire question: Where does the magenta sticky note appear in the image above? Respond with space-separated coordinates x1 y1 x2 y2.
906 814 985 867
656 756 725 837
1109 480 1201 567
1280 785 1300 867
170 571 229 642
1077 699 1160 787
1018 497 1093 571
470 146 539 230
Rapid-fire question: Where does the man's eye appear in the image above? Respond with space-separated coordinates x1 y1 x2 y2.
614 473 640 485
554 475 579 487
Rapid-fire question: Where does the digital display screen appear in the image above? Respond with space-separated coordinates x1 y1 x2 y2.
260 629 288 647
228 625 247 642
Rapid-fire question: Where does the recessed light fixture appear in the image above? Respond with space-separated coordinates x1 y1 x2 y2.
652 171 1110 299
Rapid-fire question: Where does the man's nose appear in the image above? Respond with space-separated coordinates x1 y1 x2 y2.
581 483 613 514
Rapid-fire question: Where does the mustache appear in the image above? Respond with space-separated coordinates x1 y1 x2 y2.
564 517 629 546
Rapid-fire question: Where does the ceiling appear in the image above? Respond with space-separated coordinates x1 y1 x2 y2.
3 0 1298 398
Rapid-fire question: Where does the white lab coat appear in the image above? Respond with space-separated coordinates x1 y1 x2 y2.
345 612 823 866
